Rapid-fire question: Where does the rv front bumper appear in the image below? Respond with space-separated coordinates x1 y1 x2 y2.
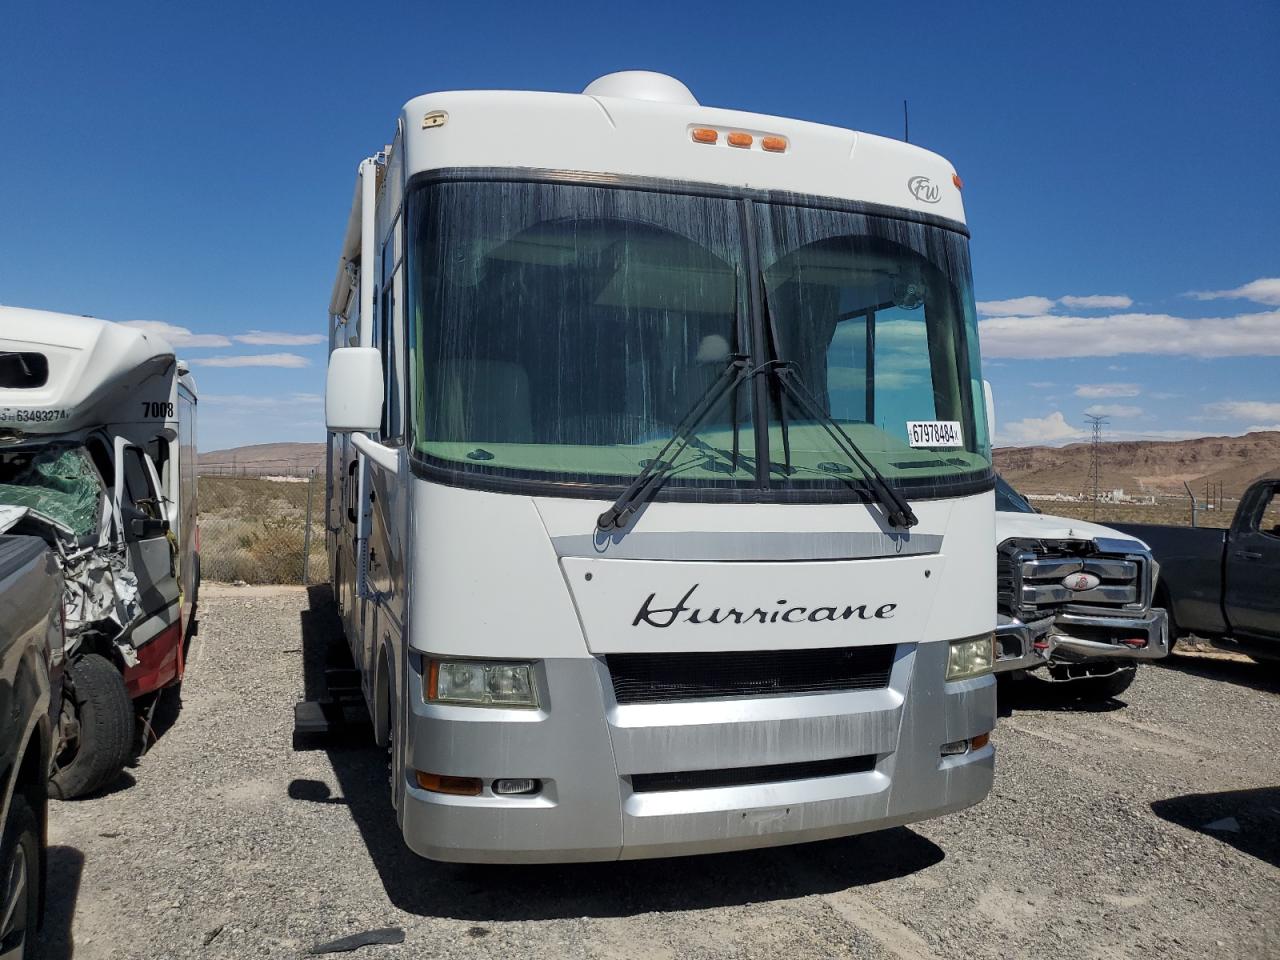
397 640 994 864
995 608 1169 672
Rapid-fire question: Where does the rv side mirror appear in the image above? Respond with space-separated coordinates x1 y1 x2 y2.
326 347 383 433
131 517 169 538
982 379 996 441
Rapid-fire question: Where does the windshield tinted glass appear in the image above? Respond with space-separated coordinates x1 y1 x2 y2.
757 202 989 488
408 179 991 500
410 181 755 488
995 475 1036 513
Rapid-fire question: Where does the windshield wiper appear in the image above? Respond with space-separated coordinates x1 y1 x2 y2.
597 354 749 532
758 283 918 529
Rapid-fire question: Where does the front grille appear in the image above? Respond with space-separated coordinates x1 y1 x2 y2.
631 754 877 792
998 538 1146 618
605 645 897 705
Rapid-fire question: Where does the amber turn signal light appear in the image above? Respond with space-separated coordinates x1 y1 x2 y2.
971 732 990 750
416 772 483 796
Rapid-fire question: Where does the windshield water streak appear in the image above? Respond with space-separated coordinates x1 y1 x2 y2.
408 178 991 503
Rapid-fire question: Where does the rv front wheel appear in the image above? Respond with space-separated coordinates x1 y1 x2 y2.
48 654 136 800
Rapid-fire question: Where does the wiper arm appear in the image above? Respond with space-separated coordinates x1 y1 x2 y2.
597 354 749 532
757 280 917 529
766 360 918 528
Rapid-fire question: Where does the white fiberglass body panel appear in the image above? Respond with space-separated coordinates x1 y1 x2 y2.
407 482 993 659
397 91 966 224
0 307 177 436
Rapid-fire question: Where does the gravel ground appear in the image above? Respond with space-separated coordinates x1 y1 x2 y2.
42 586 1280 960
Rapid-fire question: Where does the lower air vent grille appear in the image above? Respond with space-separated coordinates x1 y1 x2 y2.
631 754 877 792
605 645 897 704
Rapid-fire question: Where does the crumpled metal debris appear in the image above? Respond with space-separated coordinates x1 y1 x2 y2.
0 443 142 657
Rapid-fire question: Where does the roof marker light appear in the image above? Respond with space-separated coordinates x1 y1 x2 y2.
691 128 718 144
727 132 753 148
761 136 787 153
952 173 964 190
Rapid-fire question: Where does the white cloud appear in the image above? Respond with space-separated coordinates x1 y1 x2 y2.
1075 383 1141 398
976 296 1056 317
998 411 1087 445
120 320 231 348
191 353 310 368
1059 295 1133 309
1028 381 1055 388
980 309 1280 358
1084 404 1143 417
233 330 327 346
1188 277 1280 306
1203 400 1280 421
202 392 322 409
1246 424 1280 433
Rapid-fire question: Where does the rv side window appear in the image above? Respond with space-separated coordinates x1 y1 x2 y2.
148 438 170 492
379 238 403 442
123 448 161 519
0 352 49 388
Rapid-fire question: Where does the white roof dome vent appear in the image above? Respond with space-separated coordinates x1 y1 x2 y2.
582 71 698 106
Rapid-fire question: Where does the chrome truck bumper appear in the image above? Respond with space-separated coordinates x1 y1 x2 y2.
995 608 1169 672
398 640 995 863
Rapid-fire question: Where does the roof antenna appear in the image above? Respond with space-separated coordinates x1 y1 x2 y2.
903 99 910 143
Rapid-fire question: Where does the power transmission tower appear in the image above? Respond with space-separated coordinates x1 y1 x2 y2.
1085 415 1109 519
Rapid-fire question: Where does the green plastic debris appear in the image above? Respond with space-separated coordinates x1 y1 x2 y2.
0 446 103 538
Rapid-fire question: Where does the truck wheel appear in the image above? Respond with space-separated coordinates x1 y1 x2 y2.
0 794 40 959
49 654 136 800
1059 663 1138 701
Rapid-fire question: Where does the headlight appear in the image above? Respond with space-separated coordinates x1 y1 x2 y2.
427 659 539 707
946 633 995 681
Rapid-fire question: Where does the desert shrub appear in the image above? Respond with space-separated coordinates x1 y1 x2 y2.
198 476 325 584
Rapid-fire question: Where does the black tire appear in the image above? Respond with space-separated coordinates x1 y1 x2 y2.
1060 663 1138 701
0 795 41 959
49 654 135 800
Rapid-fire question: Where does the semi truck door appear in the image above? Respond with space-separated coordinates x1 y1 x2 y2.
1224 481 1280 640
112 438 181 620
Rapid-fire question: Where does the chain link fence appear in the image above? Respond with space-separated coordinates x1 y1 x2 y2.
198 473 326 584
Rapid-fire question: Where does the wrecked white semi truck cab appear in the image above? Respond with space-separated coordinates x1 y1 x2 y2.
323 71 998 863
993 475 1168 700
0 307 199 797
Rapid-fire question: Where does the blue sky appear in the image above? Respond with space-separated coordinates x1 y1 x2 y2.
1 0 1276 451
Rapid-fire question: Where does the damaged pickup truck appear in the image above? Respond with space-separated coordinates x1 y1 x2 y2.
0 308 199 797
994 475 1168 700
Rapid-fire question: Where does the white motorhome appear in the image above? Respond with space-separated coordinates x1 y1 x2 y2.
0 307 199 798
324 72 997 863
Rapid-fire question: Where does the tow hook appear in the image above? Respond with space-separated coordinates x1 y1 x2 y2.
1119 637 1146 648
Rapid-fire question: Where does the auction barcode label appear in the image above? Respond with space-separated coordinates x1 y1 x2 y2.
906 421 964 448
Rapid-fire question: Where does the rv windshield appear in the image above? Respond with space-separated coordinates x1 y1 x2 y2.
408 179 990 501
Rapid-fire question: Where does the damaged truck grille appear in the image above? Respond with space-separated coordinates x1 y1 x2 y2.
998 538 1147 618
605 645 896 705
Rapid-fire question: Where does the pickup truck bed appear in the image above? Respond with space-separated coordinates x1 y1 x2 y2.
1112 477 1280 659
1109 522 1231 638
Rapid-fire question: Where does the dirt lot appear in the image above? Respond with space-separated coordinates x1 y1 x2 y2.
42 587 1280 960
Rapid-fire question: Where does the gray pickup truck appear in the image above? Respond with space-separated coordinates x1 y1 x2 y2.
1112 477 1280 662
0 534 64 958
994 476 1169 699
